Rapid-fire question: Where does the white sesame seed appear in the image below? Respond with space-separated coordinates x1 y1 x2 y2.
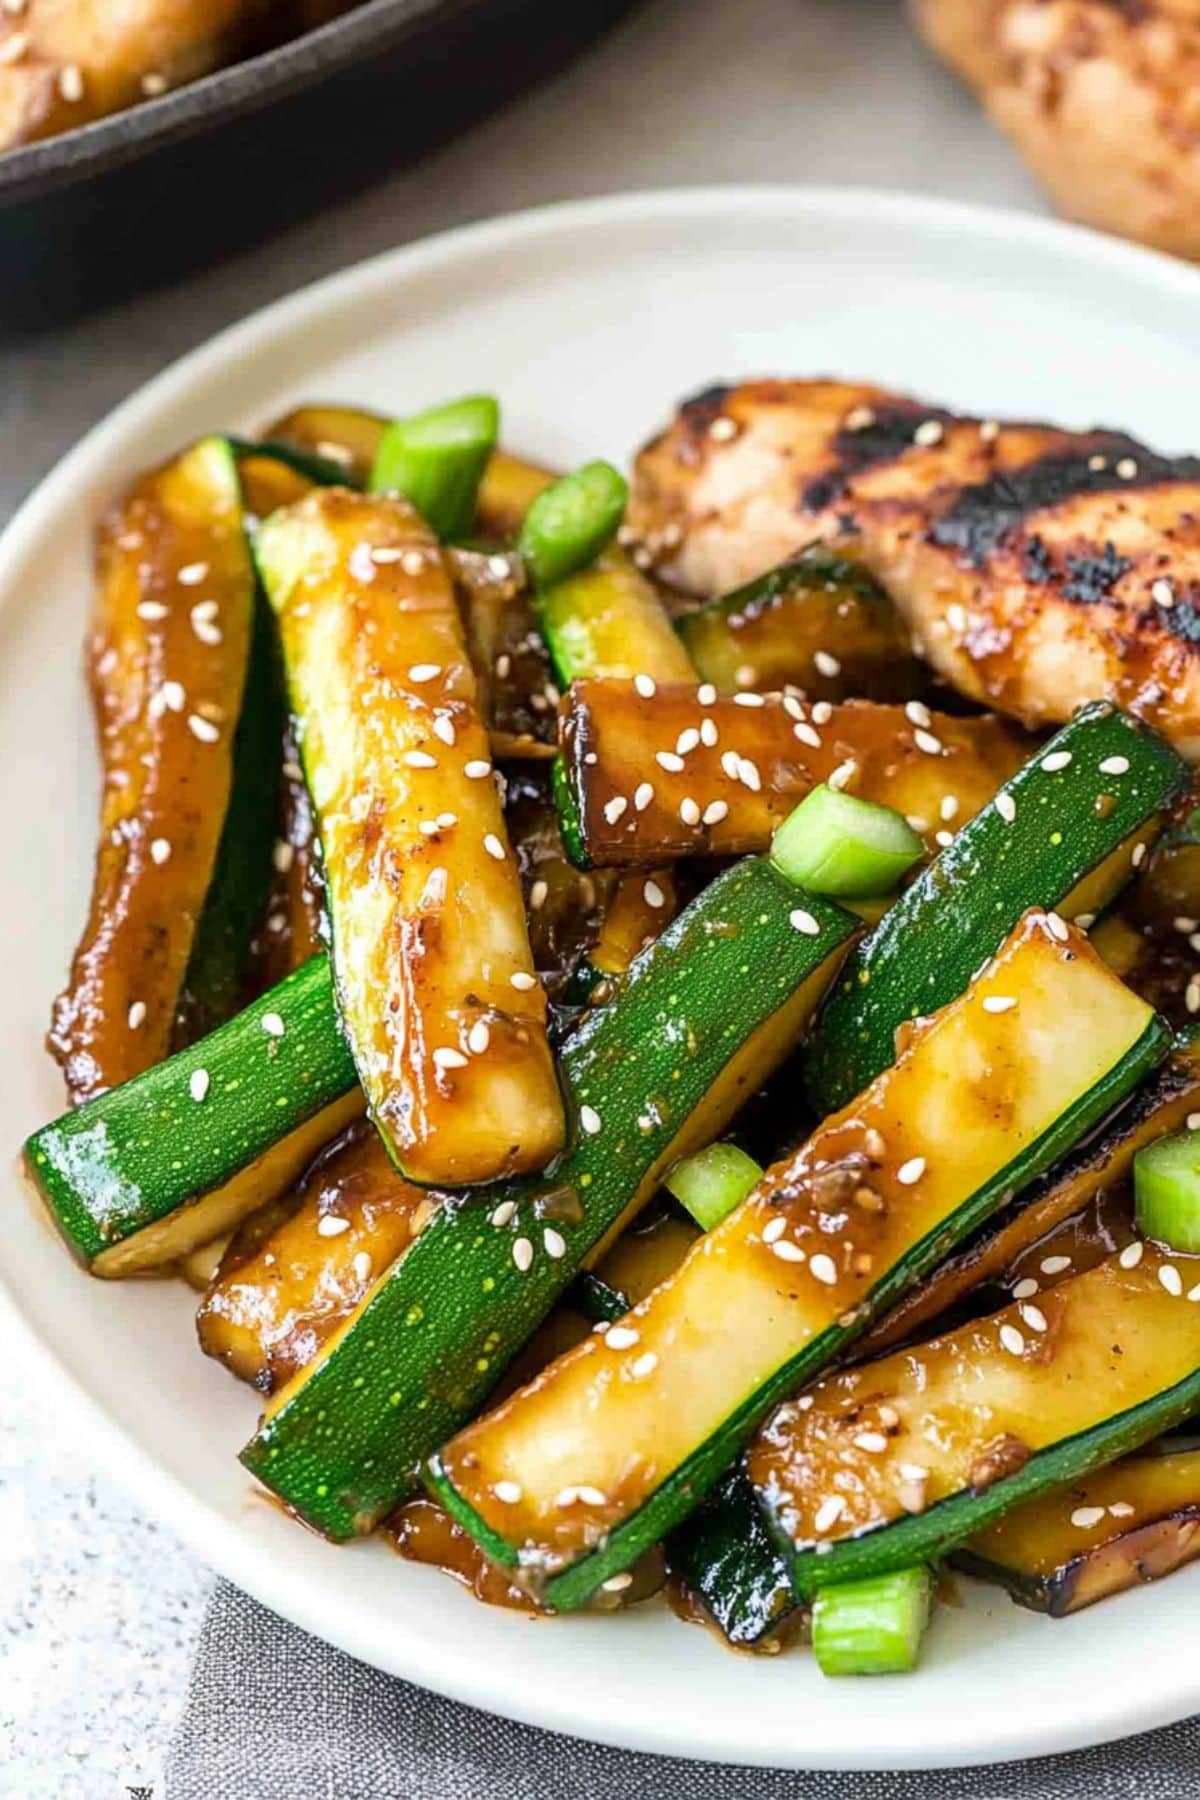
696 681 718 707
940 796 959 822
946 602 968 633
738 758 762 793
720 750 742 781
1116 457 1138 480
604 796 628 825
680 797 701 826
555 1486 582 1508
272 839 295 875
490 1200 516 1228
404 750 438 770
1041 1255 1072 1275
1088 454 1108 472
1000 1324 1025 1356
896 1156 926 1185
656 751 685 774
1189 1113 1200 1132
1075 912 1096 931
1152 578 1176 609
700 717 719 747
899 1462 928 1482
580 1104 602 1135
0 30 28 62
809 1253 837 1286
772 1240 807 1264
735 665 757 689
789 908 821 936
709 416 738 441
913 729 943 756
261 1012 285 1039
793 722 823 750
494 1480 522 1504
828 760 857 792
1109 1502 1136 1518
814 651 841 679
814 1496 846 1533
408 664 441 684
1176 918 1199 935
353 1251 373 1284
483 833 505 861
577 1484 608 1506
177 562 208 586
853 1432 889 1454
58 63 85 102
607 1326 640 1350
643 879 666 910
1013 1277 1040 1299
127 1001 146 1029
436 812 458 831
1099 756 1130 776
845 405 875 431
811 701 834 726
1119 1241 1145 1269
433 1046 468 1071
1042 750 1073 772
510 971 537 991
914 419 944 447
1160 1264 1184 1297
603 1572 634 1592
1020 1303 1048 1333
468 1020 491 1056
141 70 169 96
1189 1284 1200 1303
543 1227 566 1260
1045 911 1069 942
702 799 728 826
401 549 427 577
982 994 1018 1016
189 1068 210 1102
935 830 954 849
995 792 1017 824
629 1351 659 1379
980 420 1000 442
762 1216 787 1244
634 782 654 812
137 600 168 622
432 715 456 748
1188 979 1200 1015
634 673 656 698
187 714 220 743
1071 1506 1106 1529
676 728 700 755
464 759 492 779
317 1215 350 1237
512 1237 534 1272
149 837 171 866
1133 842 1147 868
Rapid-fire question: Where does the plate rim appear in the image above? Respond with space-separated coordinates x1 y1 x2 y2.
7 184 1200 1770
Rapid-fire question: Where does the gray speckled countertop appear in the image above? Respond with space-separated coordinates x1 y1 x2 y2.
1 0 1042 1790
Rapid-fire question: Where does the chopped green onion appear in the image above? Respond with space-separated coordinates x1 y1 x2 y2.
1135 1127 1200 1253
666 1142 762 1232
770 785 923 897
518 461 628 590
369 395 499 539
811 1566 934 1677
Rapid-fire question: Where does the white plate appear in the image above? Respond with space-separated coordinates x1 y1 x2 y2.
5 187 1200 1772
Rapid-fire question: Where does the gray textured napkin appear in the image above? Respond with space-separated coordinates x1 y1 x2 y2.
166 1580 1198 1798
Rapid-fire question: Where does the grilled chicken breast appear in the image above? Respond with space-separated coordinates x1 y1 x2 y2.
628 379 1200 759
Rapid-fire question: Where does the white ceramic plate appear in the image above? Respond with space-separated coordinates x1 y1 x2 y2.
6 188 1200 1771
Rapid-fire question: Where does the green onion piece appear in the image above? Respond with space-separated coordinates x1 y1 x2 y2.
369 395 499 539
666 1141 762 1232
518 461 628 590
811 1566 934 1678
1134 1127 1200 1253
770 784 923 897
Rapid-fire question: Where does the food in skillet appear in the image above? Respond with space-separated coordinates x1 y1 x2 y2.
23 380 1200 1680
0 1 361 154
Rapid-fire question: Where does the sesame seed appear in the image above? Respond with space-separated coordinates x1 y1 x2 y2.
604 796 628 825
491 1201 516 1227
261 1012 285 1038
828 760 857 792
1132 841 1147 869
1152 578 1176 608
468 1020 491 1055
999 1324 1025 1356
0 30 27 62
980 420 1000 442
432 716 456 747
814 651 841 679
676 728 700 755
702 799 728 826
899 1462 928 1482
1190 1284 1200 1303
720 750 742 781
732 690 765 709
914 420 944 447
603 1572 634 1592
853 1432 889 1454
811 701 833 726
1075 912 1096 931
709 416 738 441
1042 750 1072 772
401 550 426 576
643 879 666 910
408 664 441 684
735 665 757 689
127 1001 146 1029
1176 918 1198 935
814 1496 845 1533
1161 1264 1184 1297
629 1351 659 1379
634 673 656 698
1099 755 1129 776
1088 454 1108 472
436 812 457 830
510 971 537 991
577 1485 607 1506
150 837 171 866
512 1237 534 1272
793 722 823 750
913 729 943 756
405 750 438 770
353 1251 372 1284
1012 1277 1039 1299
1188 979 1200 1015
697 683 717 706
137 600 168 622
904 700 932 730
946 602 968 633
1119 1241 1144 1269
189 1068 210 1102
1189 1113 1200 1131
1041 1255 1072 1275
810 1253 837 1286
1109 1502 1135 1518
772 1240 806 1264
317 1215 350 1237
634 783 654 812
680 797 701 826
187 714 220 743
700 717 719 747
1045 911 1069 942
990 794 1015 831
555 1487 582 1507
1071 1506 1106 1529
1116 458 1138 480
845 405 875 431
273 840 295 874
789 908 821 936
464 759 492 779
58 63 85 102
433 1046 468 1071
935 830 953 848
983 995 1018 1014
738 758 762 793
580 1104 602 1135
762 1216 787 1244
656 751 685 774
543 1227 566 1260
141 70 168 96
896 1156 925 1185
483 834 505 861
494 1480 522 1503
1020 1303 1048 1333
607 1326 640 1349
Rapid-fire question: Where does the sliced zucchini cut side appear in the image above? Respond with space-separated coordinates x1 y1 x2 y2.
535 550 694 690
427 912 1167 1610
953 1449 1200 1616
239 858 858 1539
754 1249 1200 1599
555 684 1026 868
256 488 563 1187
804 701 1188 1117
259 405 386 488
675 548 925 700
26 956 361 1275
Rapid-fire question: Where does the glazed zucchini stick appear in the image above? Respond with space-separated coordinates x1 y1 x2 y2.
426 912 1167 1611
954 1448 1200 1617
753 1247 1200 1599
803 701 1189 1116
556 684 1027 867
49 436 267 1103
256 488 563 1186
239 851 858 1540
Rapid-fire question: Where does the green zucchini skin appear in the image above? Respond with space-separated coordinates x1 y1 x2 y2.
25 956 356 1269
240 861 857 1539
667 1468 796 1649
804 702 1188 1116
568 1270 629 1326
230 438 355 492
